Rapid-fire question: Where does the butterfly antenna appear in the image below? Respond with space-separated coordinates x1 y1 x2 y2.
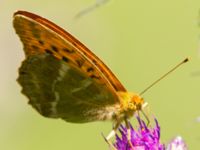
140 58 189 95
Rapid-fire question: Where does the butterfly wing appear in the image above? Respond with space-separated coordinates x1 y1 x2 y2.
13 11 126 123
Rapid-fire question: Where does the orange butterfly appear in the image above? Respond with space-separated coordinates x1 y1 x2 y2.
13 11 188 149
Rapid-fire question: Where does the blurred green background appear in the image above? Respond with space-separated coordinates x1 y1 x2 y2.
1 0 200 149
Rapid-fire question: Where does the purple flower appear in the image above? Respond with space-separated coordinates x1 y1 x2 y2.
113 117 188 150
114 117 165 150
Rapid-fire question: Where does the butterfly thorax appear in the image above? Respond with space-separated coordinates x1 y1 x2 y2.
113 92 144 122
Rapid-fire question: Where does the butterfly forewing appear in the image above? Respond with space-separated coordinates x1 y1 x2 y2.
13 11 126 122
14 11 126 92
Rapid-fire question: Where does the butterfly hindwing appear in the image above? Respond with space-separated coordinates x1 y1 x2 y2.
18 53 119 122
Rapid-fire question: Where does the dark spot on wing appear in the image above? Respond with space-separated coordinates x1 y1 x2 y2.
45 49 53 55
87 67 94 72
92 59 97 65
76 59 85 68
63 48 75 54
51 45 58 52
62 56 69 62
38 40 44 45
90 75 100 79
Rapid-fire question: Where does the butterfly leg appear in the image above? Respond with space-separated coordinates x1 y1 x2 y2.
102 131 116 150
141 109 150 126
124 119 134 150
139 102 150 126
102 122 120 150
137 103 150 126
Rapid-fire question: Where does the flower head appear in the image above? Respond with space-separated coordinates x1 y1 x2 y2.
113 117 188 150
114 116 165 150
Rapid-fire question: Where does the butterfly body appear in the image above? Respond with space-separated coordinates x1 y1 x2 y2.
13 11 144 125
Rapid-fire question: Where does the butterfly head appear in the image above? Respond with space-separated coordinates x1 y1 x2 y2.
117 92 144 119
130 94 144 110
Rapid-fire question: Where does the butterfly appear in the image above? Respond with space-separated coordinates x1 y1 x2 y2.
13 10 146 147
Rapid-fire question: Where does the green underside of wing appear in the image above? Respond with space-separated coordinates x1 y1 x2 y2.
18 54 119 123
